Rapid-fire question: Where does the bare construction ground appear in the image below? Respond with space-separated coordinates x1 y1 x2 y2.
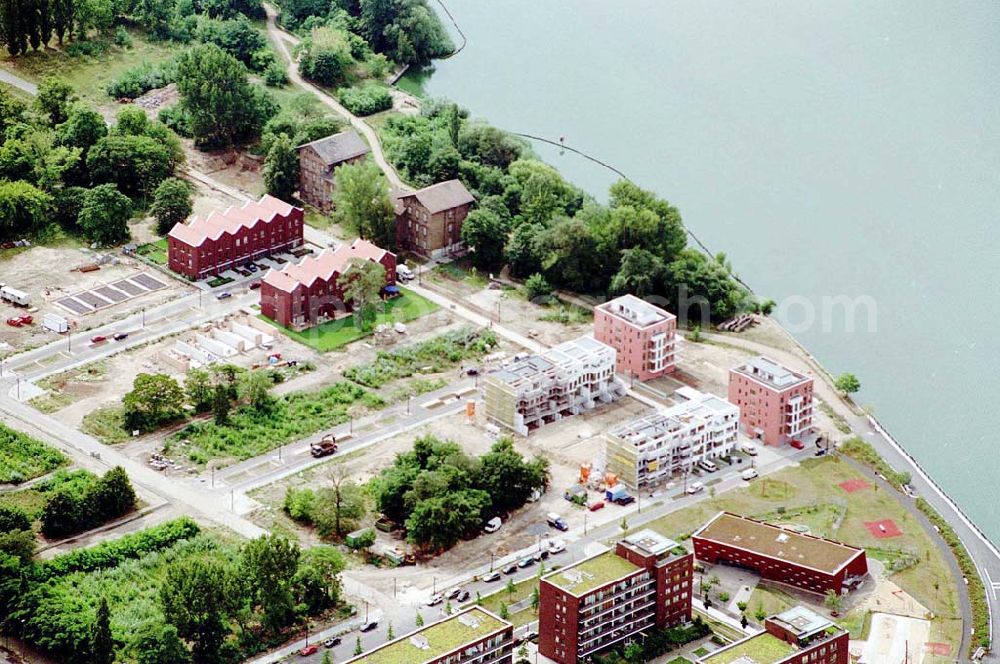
0 245 194 351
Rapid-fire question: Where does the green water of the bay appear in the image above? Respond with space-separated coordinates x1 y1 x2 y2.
408 1 1000 541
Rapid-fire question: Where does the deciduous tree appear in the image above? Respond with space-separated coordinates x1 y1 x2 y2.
339 257 386 331
78 184 131 245
262 133 298 200
150 177 193 236
161 557 234 663
241 535 300 634
35 77 76 125
122 373 185 432
332 160 395 249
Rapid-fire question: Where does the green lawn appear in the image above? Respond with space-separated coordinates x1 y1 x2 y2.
1 30 185 105
136 239 168 266
261 288 439 352
645 455 963 655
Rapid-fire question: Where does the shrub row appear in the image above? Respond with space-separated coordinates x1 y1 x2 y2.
33 517 201 580
39 467 137 539
838 437 911 488
337 85 393 116
106 61 175 99
916 497 991 652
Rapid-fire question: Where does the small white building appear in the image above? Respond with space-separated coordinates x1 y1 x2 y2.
605 388 740 490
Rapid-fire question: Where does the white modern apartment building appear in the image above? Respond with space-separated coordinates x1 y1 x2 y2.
484 336 627 436
605 387 740 490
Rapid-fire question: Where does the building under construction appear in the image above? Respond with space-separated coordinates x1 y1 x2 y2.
605 387 740 490
483 336 626 436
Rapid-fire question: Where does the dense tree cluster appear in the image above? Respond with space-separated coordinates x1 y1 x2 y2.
0 0 265 55
0 82 184 244
381 102 755 321
283 0 452 69
1 516 344 664
373 436 549 551
39 466 137 538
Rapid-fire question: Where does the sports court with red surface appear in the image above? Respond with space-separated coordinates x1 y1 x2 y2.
865 519 902 538
838 479 870 493
925 643 951 656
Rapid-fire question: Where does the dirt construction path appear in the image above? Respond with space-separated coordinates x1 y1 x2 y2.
262 3 413 192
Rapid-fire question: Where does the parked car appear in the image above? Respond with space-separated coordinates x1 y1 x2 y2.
248 280 262 290
466 367 479 376
546 513 568 531
814 448 827 457
741 468 759 481
246 264 258 273
615 495 635 506
532 549 549 562
502 564 518 575
517 556 534 568
112 332 128 341
446 588 462 600
588 500 605 512
424 593 443 606
483 571 501 582
299 645 318 656
359 620 378 632
483 516 502 534
547 539 566 554
90 335 106 343
789 439 806 450
216 291 232 300
686 481 705 495
741 442 758 456
457 590 471 602
323 637 341 648
698 459 718 473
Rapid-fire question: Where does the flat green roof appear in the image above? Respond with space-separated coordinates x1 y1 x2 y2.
544 550 641 596
701 633 796 664
347 608 507 664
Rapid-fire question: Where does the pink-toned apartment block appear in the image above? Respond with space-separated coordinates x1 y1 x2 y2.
593 295 678 381
728 356 815 446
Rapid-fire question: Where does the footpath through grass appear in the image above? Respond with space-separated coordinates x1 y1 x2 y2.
261 288 439 352
645 455 963 654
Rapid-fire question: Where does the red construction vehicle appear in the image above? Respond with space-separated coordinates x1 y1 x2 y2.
310 434 338 458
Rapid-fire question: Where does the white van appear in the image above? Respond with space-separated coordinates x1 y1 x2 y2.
397 264 414 281
483 517 502 533
741 468 759 481
741 442 758 456
698 459 718 473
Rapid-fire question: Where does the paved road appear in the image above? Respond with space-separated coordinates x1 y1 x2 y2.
262 2 412 192
698 329 997 661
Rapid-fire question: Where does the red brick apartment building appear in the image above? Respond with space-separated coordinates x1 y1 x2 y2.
692 512 868 596
344 606 513 664
167 195 304 280
297 129 370 210
728 355 814 446
539 530 693 664
593 294 679 381
395 179 475 259
695 605 848 664
260 238 396 329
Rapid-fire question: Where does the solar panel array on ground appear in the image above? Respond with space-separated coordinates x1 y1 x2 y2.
55 273 169 316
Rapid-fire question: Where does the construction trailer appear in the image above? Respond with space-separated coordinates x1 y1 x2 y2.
483 336 626 436
605 388 740 491
0 285 29 307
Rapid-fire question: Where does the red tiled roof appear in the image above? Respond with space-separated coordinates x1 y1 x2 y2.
167 195 300 247
262 239 392 293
